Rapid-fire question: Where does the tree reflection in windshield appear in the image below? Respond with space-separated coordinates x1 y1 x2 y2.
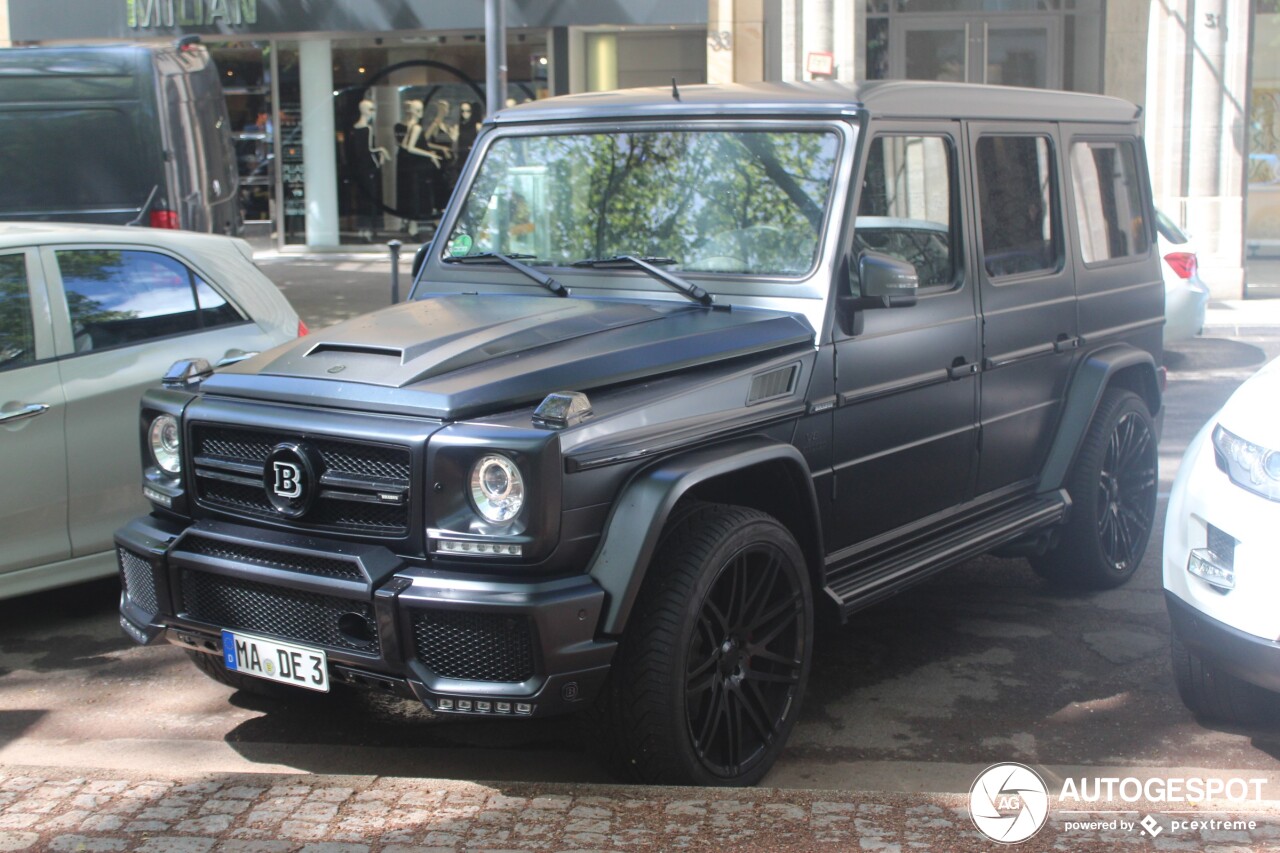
447 129 840 277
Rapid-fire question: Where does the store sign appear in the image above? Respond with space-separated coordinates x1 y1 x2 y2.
126 0 257 28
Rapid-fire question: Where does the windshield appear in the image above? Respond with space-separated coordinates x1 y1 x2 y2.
444 128 841 278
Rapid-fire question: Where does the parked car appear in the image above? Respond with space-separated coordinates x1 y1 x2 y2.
1165 355 1280 723
0 223 304 599
1156 209 1210 344
116 81 1164 786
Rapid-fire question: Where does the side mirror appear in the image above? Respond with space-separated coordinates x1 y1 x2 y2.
847 250 919 309
411 241 432 279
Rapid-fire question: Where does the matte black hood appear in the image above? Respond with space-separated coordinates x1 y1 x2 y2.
212 294 814 420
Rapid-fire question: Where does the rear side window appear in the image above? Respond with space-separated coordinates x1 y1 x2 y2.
0 254 34 371
0 110 144 212
976 135 1059 278
856 135 956 289
57 249 244 351
1070 140 1150 263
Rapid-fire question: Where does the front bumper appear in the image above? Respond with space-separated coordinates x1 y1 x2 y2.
1166 591 1280 694
115 515 616 718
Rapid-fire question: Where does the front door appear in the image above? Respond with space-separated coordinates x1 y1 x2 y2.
0 249 70 575
828 124 980 554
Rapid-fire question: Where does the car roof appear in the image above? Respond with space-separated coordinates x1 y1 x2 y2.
0 222 243 252
491 80 1141 126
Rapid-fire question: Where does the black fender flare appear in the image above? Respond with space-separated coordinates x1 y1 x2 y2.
587 436 822 635
1037 343 1161 493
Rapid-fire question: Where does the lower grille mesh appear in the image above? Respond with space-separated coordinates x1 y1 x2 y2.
118 548 158 614
180 536 363 581
180 570 379 654
411 609 535 683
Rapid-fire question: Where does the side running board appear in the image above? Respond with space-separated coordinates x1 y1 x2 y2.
823 490 1070 620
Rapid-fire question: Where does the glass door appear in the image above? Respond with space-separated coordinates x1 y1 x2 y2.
891 17 1060 88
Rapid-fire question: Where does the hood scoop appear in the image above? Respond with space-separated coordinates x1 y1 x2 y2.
306 342 405 362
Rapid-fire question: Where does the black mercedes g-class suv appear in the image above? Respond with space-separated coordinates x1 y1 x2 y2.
116 81 1164 786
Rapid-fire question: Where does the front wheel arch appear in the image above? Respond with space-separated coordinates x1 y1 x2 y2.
587 438 822 636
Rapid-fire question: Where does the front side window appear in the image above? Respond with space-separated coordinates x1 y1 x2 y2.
976 135 1059 278
444 129 842 278
856 135 956 289
1070 140 1150 263
58 250 243 351
0 254 34 372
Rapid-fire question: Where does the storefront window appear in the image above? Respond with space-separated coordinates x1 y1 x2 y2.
276 45 305 246
209 43 274 230
332 33 549 246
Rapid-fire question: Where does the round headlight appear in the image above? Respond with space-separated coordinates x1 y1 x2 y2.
469 454 524 523
148 414 181 475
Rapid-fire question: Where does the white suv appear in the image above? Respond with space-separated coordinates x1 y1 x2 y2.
1165 355 1280 722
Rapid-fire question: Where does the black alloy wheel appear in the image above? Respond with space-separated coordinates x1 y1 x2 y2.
684 535 808 779
603 503 812 786
1095 407 1158 574
1032 388 1158 589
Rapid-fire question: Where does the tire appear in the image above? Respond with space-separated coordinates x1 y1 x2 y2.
1032 389 1158 589
601 503 813 786
186 649 297 700
1170 634 1267 725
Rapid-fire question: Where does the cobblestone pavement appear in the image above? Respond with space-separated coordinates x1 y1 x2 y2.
0 765 1279 852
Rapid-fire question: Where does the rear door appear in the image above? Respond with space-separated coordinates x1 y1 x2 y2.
0 248 70 574
45 244 259 557
967 124 1078 495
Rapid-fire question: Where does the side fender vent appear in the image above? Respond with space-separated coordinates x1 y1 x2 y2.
747 362 800 405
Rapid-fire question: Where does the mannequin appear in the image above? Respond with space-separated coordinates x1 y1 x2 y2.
345 99 388 239
419 99 455 213
450 101 481 186
396 99 437 229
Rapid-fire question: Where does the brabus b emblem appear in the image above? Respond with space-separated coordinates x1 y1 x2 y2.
272 461 303 498
263 443 317 518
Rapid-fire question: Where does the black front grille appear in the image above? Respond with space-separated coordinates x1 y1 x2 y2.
190 425 411 537
180 569 379 654
180 536 364 581
411 609 535 683
118 548 159 614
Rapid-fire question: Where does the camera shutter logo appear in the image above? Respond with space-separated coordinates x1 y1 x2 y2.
969 762 1050 844
264 442 319 518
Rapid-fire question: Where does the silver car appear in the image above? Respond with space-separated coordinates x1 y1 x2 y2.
0 223 302 598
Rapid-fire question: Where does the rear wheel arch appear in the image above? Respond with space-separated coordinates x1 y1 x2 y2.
1038 344 1161 494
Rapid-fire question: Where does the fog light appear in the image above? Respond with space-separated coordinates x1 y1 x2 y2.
1188 548 1234 590
437 699 454 711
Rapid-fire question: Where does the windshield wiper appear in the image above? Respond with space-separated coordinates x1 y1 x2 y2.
571 255 714 307
443 252 570 297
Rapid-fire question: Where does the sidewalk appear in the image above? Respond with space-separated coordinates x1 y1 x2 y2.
2 765 1279 852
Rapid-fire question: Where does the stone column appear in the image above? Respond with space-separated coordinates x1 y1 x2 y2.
299 39 340 248
1145 0 1250 297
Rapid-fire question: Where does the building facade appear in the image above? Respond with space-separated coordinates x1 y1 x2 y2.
2 0 1269 297
4 1 707 250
